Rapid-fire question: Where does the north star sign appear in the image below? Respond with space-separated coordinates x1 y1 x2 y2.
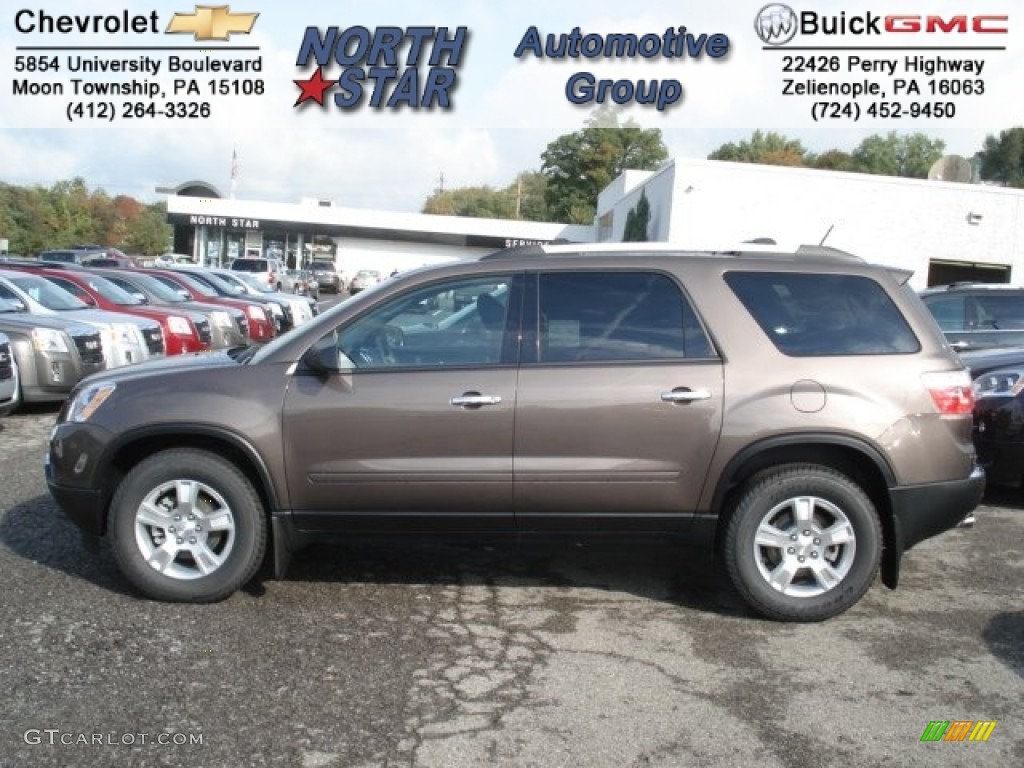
189 215 260 229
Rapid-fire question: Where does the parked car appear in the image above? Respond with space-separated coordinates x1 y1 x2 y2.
45 242 983 621
308 260 341 294
153 253 194 267
0 298 105 406
89 268 244 350
142 268 276 343
920 283 1024 351
22 267 211 355
204 269 317 332
957 345 1024 488
38 249 94 266
229 257 291 293
348 269 381 295
288 269 320 300
0 331 18 416
0 269 163 367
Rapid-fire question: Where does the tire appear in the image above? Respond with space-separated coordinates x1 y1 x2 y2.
723 464 881 622
109 448 267 602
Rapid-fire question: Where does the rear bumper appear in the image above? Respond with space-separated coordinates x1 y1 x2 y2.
890 466 985 551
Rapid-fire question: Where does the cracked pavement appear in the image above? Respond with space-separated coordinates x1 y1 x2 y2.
0 405 1021 767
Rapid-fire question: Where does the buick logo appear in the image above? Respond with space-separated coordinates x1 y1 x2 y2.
756 3 798 45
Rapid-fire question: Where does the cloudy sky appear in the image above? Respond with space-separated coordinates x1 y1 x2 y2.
0 0 1019 213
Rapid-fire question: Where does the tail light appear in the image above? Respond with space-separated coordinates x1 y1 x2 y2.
921 370 974 415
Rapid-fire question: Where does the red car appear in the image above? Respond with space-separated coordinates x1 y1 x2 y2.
136 268 276 343
5 264 211 355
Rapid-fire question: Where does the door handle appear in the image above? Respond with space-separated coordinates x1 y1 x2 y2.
450 392 502 408
948 340 969 350
661 387 712 403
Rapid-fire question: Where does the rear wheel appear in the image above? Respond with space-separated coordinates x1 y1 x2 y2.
109 448 266 602
723 464 881 622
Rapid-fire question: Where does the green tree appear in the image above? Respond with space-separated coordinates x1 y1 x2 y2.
810 149 858 172
541 106 668 224
422 185 517 219
851 131 945 178
0 178 169 256
622 190 651 241
976 126 1024 187
708 130 809 167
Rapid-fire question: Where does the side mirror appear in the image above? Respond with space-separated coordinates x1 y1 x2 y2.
176 289 189 299
131 292 148 303
301 334 353 375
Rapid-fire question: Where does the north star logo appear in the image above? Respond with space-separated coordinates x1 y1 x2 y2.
292 26 467 111
166 5 258 41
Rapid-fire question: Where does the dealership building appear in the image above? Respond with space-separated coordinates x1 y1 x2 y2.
163 159 1024 289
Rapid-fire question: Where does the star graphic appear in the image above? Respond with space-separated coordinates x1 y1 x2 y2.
294 68 333 107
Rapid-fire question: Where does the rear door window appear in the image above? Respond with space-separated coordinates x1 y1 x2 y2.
533 271 714 363
725 272 920 356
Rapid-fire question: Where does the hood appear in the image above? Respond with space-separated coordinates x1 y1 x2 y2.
80 348 242 387
0 311 96 336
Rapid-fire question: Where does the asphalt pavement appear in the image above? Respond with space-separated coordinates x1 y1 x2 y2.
0 402 1021 768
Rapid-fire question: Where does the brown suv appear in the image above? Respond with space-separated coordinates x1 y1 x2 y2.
46 243 984 621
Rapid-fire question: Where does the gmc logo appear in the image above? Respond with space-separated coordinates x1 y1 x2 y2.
885 15 1008 33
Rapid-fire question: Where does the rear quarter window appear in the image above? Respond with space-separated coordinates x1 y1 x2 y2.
725 272 920 356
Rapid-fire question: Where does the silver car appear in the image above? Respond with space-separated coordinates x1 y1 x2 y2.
0 270 163 367
0 331 18 416
0 299 105 406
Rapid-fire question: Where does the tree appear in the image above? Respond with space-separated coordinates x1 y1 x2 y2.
851 132 945 178
0 178 170 256
422 185 516 219
541 106 668 224
976 126 1024 187
708 130 809 167
622 190 651 241
810 149 858 172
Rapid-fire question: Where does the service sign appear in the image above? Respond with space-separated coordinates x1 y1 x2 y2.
0 1 1019 234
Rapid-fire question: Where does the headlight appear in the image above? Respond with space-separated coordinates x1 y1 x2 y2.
246 305 267 321
267 303 283 317
973 368 1024 399
68 382 116 423
210 310 233 328
167 315 192 336
31 328 69 353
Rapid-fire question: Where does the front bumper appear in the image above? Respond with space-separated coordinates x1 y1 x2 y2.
890 466 985 551
45 421 115 537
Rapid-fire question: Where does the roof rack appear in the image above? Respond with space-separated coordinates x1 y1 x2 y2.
479 240 863 263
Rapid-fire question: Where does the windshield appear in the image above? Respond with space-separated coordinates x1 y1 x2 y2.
232 272 274 293
310 262 335 271
190 270 246 296
106 273 186 303
9 275 88 310
153 272 216 298
85 275 144 305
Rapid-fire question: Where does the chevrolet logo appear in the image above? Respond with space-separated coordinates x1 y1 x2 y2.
166 5 258 41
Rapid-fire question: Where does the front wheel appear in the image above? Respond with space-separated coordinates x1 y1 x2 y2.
723 464 881 622
109 448 267 602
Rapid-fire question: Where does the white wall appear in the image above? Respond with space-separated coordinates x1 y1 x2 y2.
333 237 488 277
608 159 1024 290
